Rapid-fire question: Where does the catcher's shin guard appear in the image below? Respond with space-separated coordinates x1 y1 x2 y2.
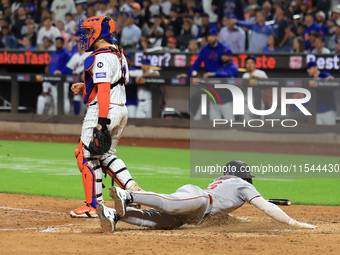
75 141 102 208
101 155 142 191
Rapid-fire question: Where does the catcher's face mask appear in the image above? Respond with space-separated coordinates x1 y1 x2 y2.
79 16 117 52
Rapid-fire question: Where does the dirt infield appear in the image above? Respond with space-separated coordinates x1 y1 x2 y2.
0 131 339 254
1 193 339 254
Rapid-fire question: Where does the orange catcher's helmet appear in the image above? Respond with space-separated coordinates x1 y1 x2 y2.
79 16 117 52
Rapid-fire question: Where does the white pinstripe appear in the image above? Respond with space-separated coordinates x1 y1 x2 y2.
79 45 136 201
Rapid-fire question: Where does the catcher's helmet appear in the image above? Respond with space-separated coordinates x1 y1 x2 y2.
224 160 254 183
79 16 117 52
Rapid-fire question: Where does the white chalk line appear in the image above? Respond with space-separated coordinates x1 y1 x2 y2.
0 206 67 215
0 227 38 231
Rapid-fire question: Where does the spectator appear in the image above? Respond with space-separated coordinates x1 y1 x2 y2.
312 36 331 54
329 19 340 50
245 4 258 23
316 11 328 36
162 37 180 52
186 15 199 37
325 19 340 51
306 31 320 52
170 0 188 19
303 13 322 51
168 8 183 36
273 1 291 52
12 5 27 39
120 0 135 13
135 58 161 118
18 36 35 50
185 39 199 52
197 13 218 38
20 15 39 37
37 37 72 115
42 36 55 51
160 0 172 17
219 16 245 53
148 14 165 37
262 35 280 53
214 0 244 23
202 0 218 23
41 7 53 24
148 0 162 25
292 36 306 53
161 25 175 46
74 1 87 22
262 1 273 21
141 0 151 25
131 2 148 34
331 4 340 23
34 0 48 25
306 61 336 125
120 12 142 50
177 28 230 78
95 1 111 16
299 0 310 18
0 25 17 49
86 6 96 18
137 35 151 50
56 21 70 48
334 42 340 53
231 10 274 52
36 17 61 50
64 13 77 38
21 23 37 47
177 19 195 50
314 0 331 18
0 18 9 30
68 30 81 54
51 0 76 23
24 0 37 19
149 26 164 47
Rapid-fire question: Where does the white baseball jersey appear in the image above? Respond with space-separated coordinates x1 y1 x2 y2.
77 44 137 208
242 69 268 79
88 46 129 106
51 0 77 22
137 69 159 101
66 51 91 74
37 26 61 46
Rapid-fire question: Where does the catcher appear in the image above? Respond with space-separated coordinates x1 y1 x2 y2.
96 160 317 231
70 16 142 218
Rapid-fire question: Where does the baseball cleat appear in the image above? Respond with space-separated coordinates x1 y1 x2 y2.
70 204 98 218
96 204 119 233
109 186 132 217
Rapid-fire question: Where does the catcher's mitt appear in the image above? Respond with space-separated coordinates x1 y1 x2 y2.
88 125 112 155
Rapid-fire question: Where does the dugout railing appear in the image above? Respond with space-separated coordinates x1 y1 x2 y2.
0 73 339 133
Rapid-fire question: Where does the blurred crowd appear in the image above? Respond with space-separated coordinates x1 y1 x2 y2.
0 0 340 54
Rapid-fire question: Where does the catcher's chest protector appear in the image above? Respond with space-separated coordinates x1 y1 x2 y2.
83 46 124 105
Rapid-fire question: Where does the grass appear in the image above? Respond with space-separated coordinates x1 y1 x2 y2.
0 140 339 205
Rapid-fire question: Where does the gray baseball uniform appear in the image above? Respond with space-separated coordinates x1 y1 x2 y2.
120 176 260 229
